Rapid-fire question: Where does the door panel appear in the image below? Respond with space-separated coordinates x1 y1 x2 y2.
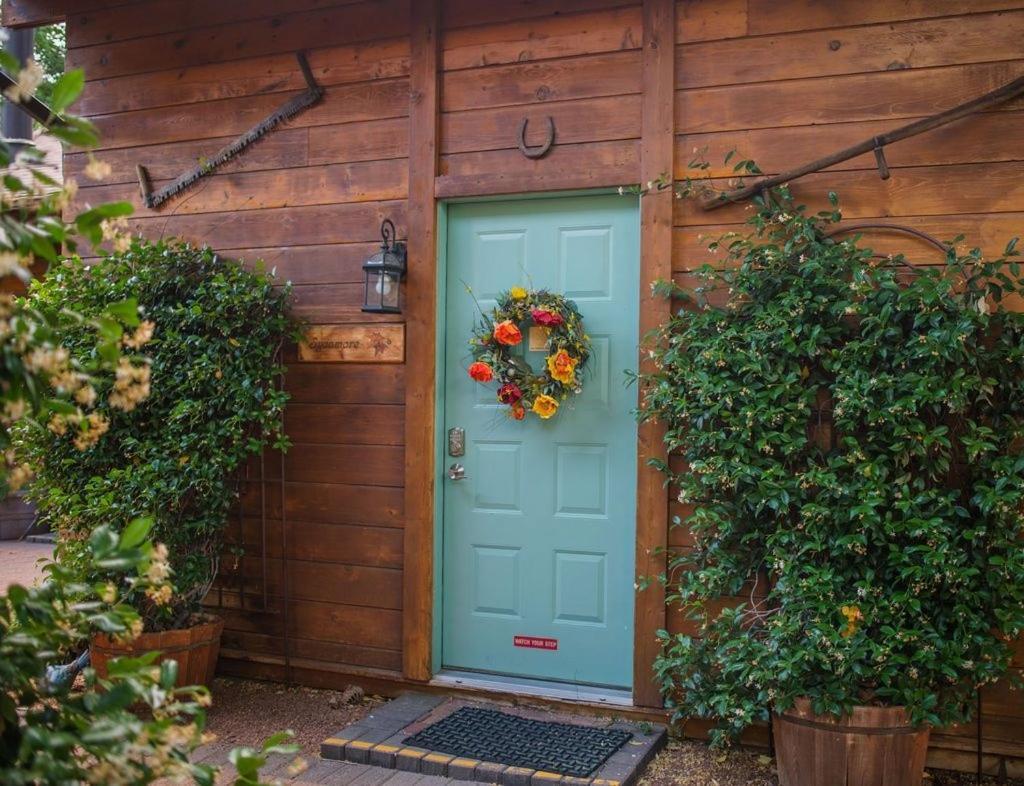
441 194 639 689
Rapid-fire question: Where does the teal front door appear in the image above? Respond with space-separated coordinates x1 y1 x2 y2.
440 194 639 689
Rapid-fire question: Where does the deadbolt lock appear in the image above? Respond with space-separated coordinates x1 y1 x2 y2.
448 427 465 457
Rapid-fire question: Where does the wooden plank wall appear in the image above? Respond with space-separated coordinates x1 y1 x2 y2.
436 0 644 198
59 0 656 690
669 0 1024 776
65 0 415 678
21 0 1019 774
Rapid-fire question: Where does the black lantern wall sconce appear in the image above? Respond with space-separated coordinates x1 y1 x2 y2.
362 218 407 314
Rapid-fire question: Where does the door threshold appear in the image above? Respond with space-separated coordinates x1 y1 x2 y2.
431 669 634 707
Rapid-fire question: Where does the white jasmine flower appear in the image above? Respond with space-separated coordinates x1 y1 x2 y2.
0 251 26 278
83 156 113 181
4 59 44 103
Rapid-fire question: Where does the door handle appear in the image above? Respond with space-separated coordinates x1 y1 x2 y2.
447 463 467 481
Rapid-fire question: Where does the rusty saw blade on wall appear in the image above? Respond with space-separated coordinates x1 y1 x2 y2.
135 51 324 210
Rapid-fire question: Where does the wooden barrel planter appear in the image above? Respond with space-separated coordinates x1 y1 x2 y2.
91 615 224 688
773 698 930 786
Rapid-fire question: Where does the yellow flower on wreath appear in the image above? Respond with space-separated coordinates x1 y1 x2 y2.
546 349 578 385
532 394 559 419
509 286 528 300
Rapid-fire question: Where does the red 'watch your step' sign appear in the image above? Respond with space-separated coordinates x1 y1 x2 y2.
513 635 558 650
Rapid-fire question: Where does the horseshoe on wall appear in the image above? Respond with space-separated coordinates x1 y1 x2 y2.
517 116 556 159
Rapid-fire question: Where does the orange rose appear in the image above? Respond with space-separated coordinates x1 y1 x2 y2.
531 394 558 419
493 320 522 346
509 402 526 421
467 361 493 383
546 349 578 385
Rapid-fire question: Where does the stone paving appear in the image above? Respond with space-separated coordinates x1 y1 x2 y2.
0 540 52 591
191 743 460 786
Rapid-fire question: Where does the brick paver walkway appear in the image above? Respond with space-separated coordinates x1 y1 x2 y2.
322 694 663 786
0 541 52 591
192 745 458 786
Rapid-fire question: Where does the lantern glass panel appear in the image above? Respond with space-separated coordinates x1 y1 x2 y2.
363 268 382 312
363 265 402 313
381 271 400 311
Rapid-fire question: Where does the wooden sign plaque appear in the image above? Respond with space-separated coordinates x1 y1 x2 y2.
299 324 404 363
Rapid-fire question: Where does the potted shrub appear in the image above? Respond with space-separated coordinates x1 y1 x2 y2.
20 238 292 687
638 176 1024 785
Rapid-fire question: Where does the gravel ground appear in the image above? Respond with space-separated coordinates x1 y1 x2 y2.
203 677 383 756
0 541 52 590
201 679 1022 785
640 737 1023 786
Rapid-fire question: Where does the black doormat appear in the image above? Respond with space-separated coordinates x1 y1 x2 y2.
402 706 632 778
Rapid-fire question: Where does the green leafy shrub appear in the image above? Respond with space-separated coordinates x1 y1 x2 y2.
21 239 292 629
638 176 1024 743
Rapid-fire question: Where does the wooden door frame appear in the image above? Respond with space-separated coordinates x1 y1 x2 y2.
403 0 442 683
403 0 674 709
432 189 642 688
634 0 675 709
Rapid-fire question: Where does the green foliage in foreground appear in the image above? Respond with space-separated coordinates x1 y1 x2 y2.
0 520 298 785
0 60 297 786
0 520 202 784
21 239 293 630
0 60 137 499
638 171 1024 744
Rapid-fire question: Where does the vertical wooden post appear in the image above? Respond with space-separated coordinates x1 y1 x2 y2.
403 0 441 682
634 0 675 709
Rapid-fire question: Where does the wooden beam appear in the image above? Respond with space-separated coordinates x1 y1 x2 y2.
434 139 640 199
402 0 441 683
634 0 674 710
1 0 67 27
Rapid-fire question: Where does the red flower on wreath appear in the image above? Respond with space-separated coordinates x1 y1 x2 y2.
468 361 493 382
497 383 523 405
531 308 564 328
493 320 523 346
509 402 526 421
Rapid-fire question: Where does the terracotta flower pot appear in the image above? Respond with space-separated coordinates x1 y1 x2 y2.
90 615 224 688
773 698 930 786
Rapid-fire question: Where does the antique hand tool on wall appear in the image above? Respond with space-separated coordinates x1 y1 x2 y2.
135 50 324 210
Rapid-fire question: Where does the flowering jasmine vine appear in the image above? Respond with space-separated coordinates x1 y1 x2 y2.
636 160 1024 744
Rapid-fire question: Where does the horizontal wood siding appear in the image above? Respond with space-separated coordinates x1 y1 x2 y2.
65 0 412 676
437 2 643 197
672 0 1024 774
